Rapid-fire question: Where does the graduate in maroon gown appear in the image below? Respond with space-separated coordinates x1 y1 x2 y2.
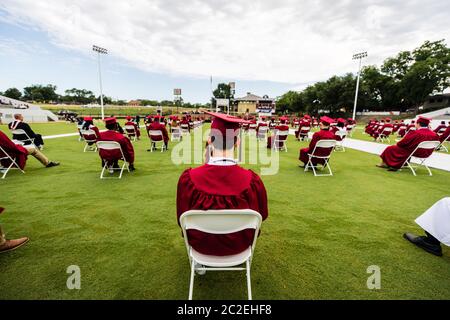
267 117 289 148
372 118 394 139
124 115 141 139
434 121 447 134
177 112 268 256
299 116 336 166
98 117 136 171
439 125 450 143
378 116 439 170
148 115 169 149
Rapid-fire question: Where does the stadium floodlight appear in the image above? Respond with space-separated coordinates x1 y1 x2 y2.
352 51 368 120
93 45 108 120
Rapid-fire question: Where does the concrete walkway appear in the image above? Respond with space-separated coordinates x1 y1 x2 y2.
342 138 450 172
288 128 450 172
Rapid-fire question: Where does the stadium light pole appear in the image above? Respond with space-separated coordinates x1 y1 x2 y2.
352 51 368 120
93 45 108 120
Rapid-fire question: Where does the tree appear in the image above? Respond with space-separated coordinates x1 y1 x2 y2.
213 83 232 99
23 84 58 102
3 88 22 100
64 88 96 104
276 91 304 113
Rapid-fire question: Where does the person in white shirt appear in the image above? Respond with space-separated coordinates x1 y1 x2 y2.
404 198 450 257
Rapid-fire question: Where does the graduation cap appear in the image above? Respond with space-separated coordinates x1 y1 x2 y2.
385 118 392 123
320 116 334 126
126 116 132 121
104 117 117 125
417 116 431 126
84 116 93 121
205 111 250 138
337 118 346 124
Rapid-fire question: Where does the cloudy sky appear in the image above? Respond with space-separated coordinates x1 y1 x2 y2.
0 0 449 102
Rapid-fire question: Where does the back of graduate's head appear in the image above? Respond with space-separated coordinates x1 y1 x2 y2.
104 117 118 130
416 116 431 128
207 112 244 151
14 114 23 121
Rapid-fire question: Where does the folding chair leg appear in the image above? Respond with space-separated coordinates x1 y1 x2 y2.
325 160 333 176
406 161 417 176
246 260 252 300
189 260 195 300
118 163 126 179
100 162 108 179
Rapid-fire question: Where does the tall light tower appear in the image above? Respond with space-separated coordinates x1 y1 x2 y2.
93 45 108 120
352 51 368 120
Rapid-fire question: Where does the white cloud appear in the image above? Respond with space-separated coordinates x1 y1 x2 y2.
1 0 449 84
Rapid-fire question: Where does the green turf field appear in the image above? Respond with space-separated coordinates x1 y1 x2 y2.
0 123 449 300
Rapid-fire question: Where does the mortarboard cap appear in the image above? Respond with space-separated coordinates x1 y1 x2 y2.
104 117 117 125
417 116 431 126
320 116 334 126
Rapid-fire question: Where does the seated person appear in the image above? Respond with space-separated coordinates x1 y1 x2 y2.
0 130 60 169
80 117 100 146
256 118 268 138
267 117 289 148
147 115 169 150
333 118 347 141
97 118 135 171
176 112 268 256
124 116 141 139
134 115 141 128
180 116 190 133
372 118 393 140
433 121 447 134
378 116 439 171
404 198 450 257
299 116 336 167
295 116 311 140
439 124 450 143
8 114 44 149
0 207 29 253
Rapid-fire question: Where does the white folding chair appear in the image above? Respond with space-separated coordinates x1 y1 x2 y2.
180 124 190 136
298 126 311 141
179 209 262 300
171 127 182 142
346 124 355 137
257 126 268 141
400 141 441 176
10 129 35 147
148 130 167 152
378 127 393 143
334 131 347 152
96 141 130 179
305 139 337 177
248 124 257 136
272 130 289 152
77 124 84 141
80 129 98 152
0 145 25 179
124 125 138 142
436 135 449 153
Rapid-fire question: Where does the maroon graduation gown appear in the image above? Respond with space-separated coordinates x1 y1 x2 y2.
0 130 28 169
148 122 169 143
439 127 450 143
177 164 268 256
125 121 141 138
299 129 336 165
267 125 289 148
380 128 439 169
98 130 135 164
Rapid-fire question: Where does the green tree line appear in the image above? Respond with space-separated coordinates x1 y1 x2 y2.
0 85 208 108
277 40 450 116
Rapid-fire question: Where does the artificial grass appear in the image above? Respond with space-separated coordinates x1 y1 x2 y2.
0 123 450 300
